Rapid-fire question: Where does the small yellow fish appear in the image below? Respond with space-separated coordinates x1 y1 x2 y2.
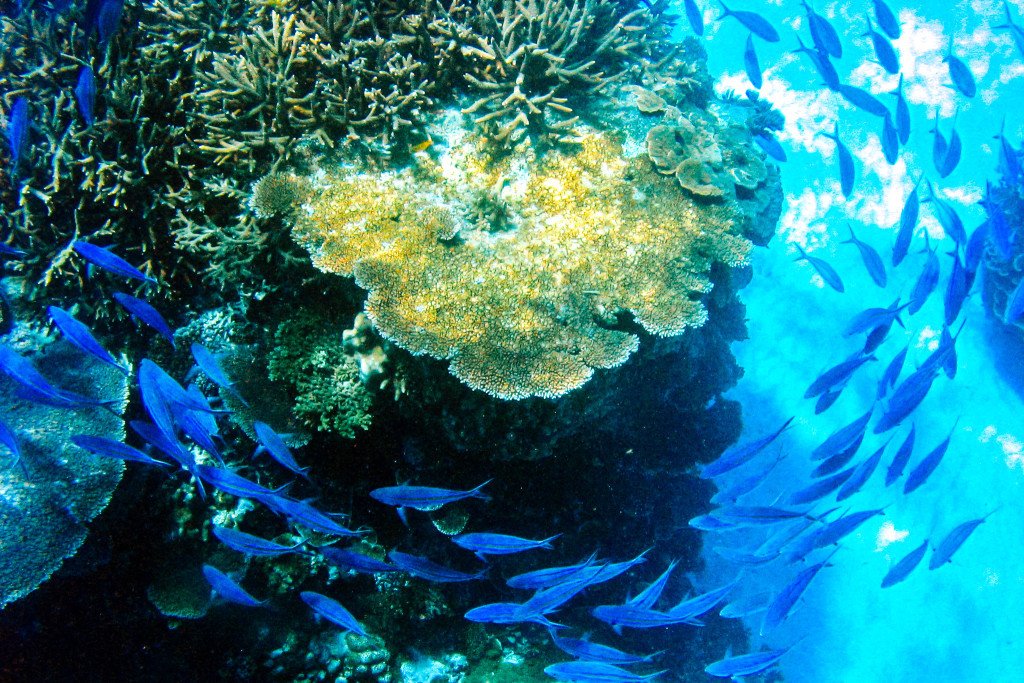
410 137 433 153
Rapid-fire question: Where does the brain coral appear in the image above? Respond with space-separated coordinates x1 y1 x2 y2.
293 119 752 400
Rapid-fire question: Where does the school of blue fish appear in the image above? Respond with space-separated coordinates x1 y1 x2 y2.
2 0 1022 680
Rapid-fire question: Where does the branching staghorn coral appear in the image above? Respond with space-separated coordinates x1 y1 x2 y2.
293 125 752 400
450 0 671 146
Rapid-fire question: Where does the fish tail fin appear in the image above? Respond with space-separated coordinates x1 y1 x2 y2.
541 533 562 549
471 478 493 501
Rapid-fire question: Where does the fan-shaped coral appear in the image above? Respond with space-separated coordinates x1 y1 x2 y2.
293 119 753 400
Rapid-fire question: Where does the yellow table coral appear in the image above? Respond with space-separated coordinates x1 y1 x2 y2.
293 127 751 400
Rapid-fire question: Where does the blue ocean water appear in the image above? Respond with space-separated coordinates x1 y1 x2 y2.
1 0 1023 680
696 1 1024 680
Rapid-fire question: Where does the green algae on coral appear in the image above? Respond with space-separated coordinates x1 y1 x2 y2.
268 312 375 436
293 122 752 400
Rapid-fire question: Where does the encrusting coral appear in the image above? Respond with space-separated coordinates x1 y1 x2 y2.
293 118 753 400
268 311 375 436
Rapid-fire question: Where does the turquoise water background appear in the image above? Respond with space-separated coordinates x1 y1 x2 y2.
688 1 1024 680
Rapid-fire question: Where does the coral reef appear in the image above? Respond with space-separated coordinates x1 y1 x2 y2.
267 311 375 436
981 145 1024 325
294 116 754 399
0 335 129 608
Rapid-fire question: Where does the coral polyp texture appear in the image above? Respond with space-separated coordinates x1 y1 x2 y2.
293 124 753 400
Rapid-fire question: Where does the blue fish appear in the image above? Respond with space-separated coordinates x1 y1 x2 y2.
930 111 948 174
666 578 740 621
719 591 772 619
370 480 491 512
884 423 915 486
813 509 885 549
943 249 969 326
815 386 844 414
73 241 156 283
190 343 248 406
0 418 26 476
321 547 399 574
387 550 484 583
837 84 888 118
193 464 285 499
943 37 976 98
48 306 127 374
743 34 762 89
928 511 996 569
876 344 908 400
716 1 779 42
842 224 887 287
844 299 906 338
203 564 265 607
802 0 842 58
0 345 111 408
865 14 899 74
873 371 935 433
937 113 961 178
591 603 700 631
705 647 791 678
980 181 1013 261
259 494 365 537
711 452 783 504
836 441 887 501
996 1 1024 59
465 601 560 627
683 0 703 35
880 111 899 165
820 121 856 199
96 0 124 47
71 433 170 467
5 97 28 177
300 590 367 636
805 356 873 399
1004 275 1024 326
963 219 987 276
253 420 307 479
700 416 793 479
760 558 832 635
169 399 223 464
795 244 845 292
907 236 940 315
113 292 175 347
788 466 856 505
753 133 786 162
548 630 660 666
881 539 928 588
544 662 665 683
212 525 303 557
713 505 808 526
627 560 678 610
713 545 777 565
994 117 1021 183
452 532 559 560
903 422 957 495
0 242 26 258
74 66 96 126
137 359 178 440
811 432 864 478
506 553 599 590
892 179 919 266
888 73 911 145
872 0 900 39
792 36 841 91
690 513 739 532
